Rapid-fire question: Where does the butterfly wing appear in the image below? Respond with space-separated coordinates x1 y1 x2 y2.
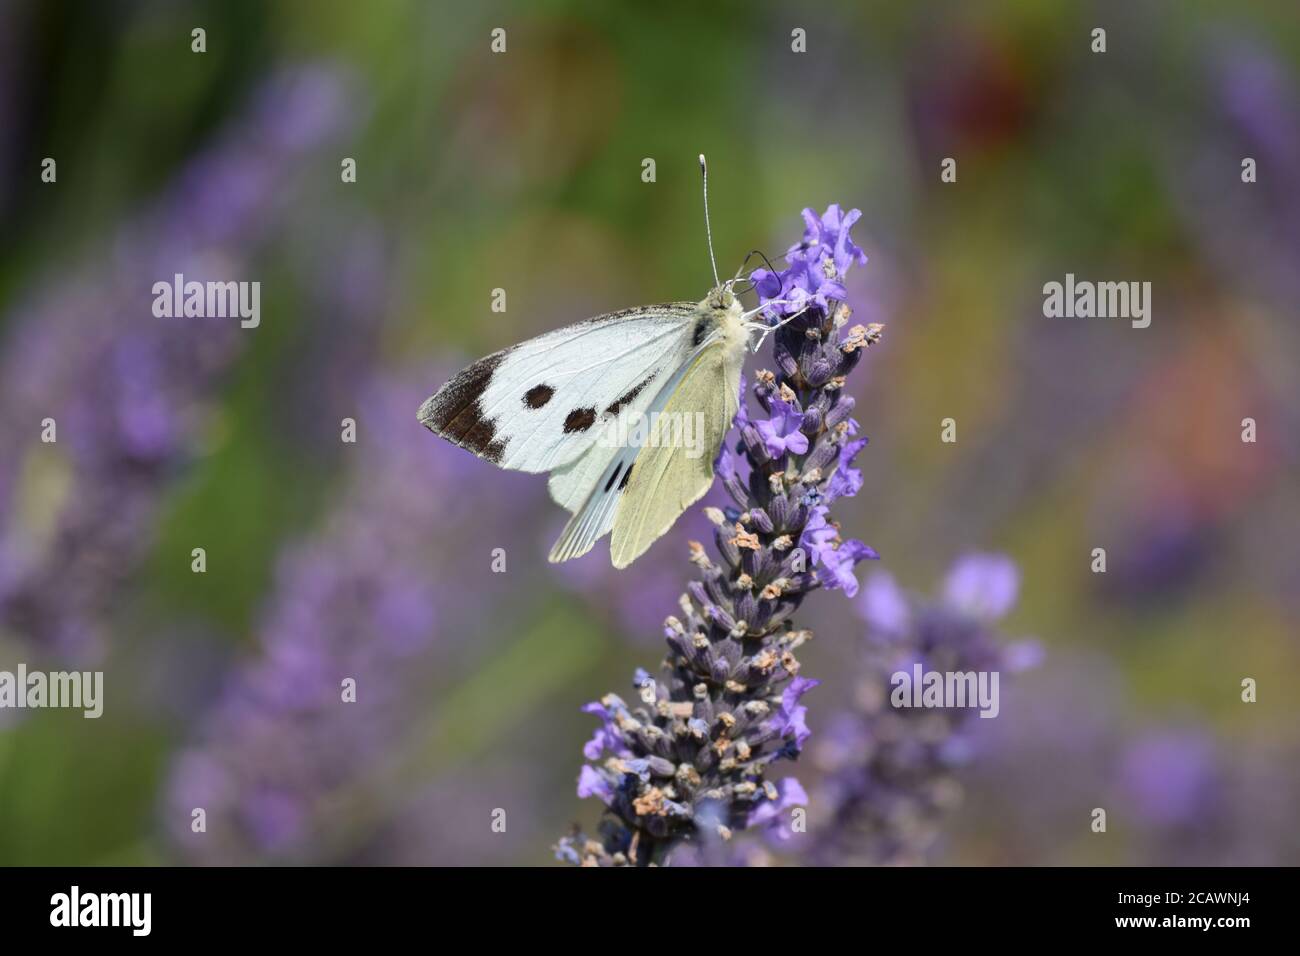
418 304 699 474
545 443 640 562
546 334 714 564
608 337 744 569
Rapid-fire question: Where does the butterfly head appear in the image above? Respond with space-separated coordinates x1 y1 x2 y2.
706 281 740 312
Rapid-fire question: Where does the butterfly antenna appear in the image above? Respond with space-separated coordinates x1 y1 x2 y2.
732 248 780 293
699 154 720 287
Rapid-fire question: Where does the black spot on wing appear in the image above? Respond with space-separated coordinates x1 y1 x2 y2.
563 407 597 433
604 377 652 417
618 463 633 490
417 352 508 463
524 384 554 408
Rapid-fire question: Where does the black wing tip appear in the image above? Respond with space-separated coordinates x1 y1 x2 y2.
416 372 507 465
416 394 440 429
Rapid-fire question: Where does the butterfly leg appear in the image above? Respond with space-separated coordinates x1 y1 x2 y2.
744 304 810 353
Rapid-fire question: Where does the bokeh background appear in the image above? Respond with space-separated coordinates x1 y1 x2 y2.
1 0 1297 865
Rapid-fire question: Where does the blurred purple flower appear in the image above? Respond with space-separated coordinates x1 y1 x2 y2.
1120 728 1219 829
0 66 358 660
942 553 1020 619
1217 41 1300 178
858 571 911 635
805 555 1039 865
164 370 543 864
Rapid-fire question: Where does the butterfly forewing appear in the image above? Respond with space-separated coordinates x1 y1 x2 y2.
417 304 699 475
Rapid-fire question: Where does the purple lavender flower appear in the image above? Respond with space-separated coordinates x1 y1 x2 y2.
755 399 810 457
824 436 868 502
747 777 809 835
805 555 1040 865
792 205 869 274
752 204 869 317
556 205 882 866
812 538 880 597
165 370 544 864
770 676 821 751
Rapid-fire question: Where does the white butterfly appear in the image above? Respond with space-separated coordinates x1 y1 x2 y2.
418 157 800 568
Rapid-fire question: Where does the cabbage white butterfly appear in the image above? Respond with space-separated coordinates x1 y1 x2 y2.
418 156 798 568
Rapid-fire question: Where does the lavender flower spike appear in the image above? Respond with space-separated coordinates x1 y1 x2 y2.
806 555 1042 865
556 205 883 866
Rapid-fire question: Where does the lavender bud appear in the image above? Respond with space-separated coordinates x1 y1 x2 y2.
714 527 741 567
806 354 834 387
826 395 856 428
804 440 839 475
767 494 791 531
704 577 729 607
708 604 738 633
740 425 770 464
723 476 750 509
735 591 759 628
800 405 823 434
775 347 799 379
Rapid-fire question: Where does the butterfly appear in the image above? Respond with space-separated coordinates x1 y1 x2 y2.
418 157 801 568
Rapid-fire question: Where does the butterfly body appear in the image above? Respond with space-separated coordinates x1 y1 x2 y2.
418 286 750 568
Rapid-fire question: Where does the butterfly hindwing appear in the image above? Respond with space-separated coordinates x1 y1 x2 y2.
609 337 744 569
546 444 640 562
418 304 699 474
